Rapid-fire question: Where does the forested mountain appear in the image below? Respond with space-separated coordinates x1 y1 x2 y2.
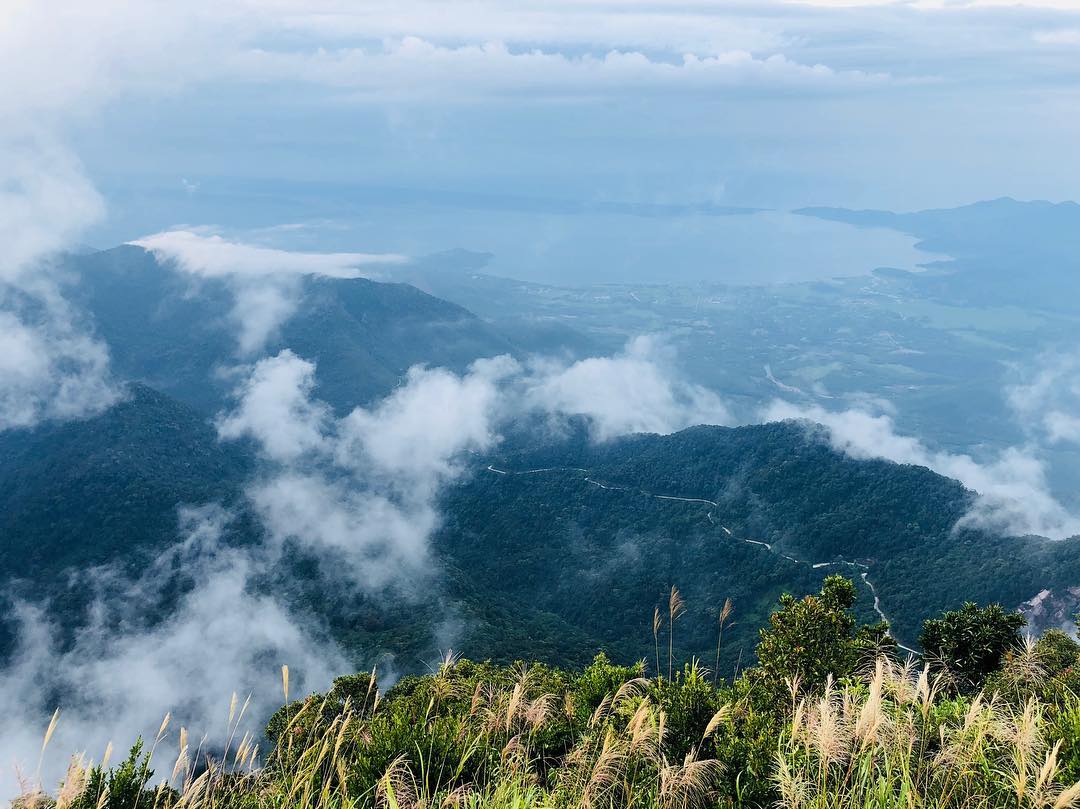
64 246 529 413
0 384 249 579
439 421 1080 667
4 378 1074 676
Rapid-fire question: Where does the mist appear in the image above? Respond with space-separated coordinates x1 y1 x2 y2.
0 335 739 795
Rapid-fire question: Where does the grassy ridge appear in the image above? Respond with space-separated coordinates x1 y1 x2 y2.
21 578 1080 809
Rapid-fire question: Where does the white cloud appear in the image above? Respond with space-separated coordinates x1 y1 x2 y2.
248 473 438 590
336 356 519 495
0 137 118 429
0 307 118 430
230 38 889 99
132 231 408 355
240 0 786 55
763 400 1080 540
219 341 732 589
0 505 346 797
216 349 331 462
0 0 205 431
131 230 406 280
1034 27 1080 44
1 336 732 793
525 336 734 441
1007 352 1080 446
218 351 516 588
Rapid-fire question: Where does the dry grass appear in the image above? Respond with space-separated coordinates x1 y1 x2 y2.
778 656 1080 809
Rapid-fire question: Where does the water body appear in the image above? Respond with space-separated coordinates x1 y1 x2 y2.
277 208 939 287
346 208 940 286
93 180 939 287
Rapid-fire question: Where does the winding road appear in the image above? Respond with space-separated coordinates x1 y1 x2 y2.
484 463 919 655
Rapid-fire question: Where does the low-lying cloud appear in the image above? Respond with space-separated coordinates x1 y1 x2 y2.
1 334 736 794
131 231 406 280
0 138 119 432
525 336 735 441
0 505 345 800
11 326 1080 798
132 231 409 355
1007 351 1080 447
221 350 517 590
763 400 1080 540
232 38 890 101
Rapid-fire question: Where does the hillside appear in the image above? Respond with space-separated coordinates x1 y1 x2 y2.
65 246 526 413
438 420 1080 665
0 384 250 580
2 389 1076 675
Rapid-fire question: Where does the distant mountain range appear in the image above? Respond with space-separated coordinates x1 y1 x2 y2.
798 197 1080 308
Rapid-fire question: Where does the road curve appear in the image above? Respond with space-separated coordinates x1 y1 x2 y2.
483 463 919 654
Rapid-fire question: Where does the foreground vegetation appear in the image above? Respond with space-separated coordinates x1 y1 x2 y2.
23 577 1080 809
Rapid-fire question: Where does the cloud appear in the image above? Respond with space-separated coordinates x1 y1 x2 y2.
525 336 734 441
217 349 331 462
220 341 731 586
230 38 890 100
1034 28 1080 44
0 336 732 793
0 344 525 791
0 137 119 430
0 504 347 797
1007 351 1080 446
0 306 118 430
336 356 519 494
0 0 204 431
763 400 1080 540
218 350 518 588
132 231 408 355
131 230 406 280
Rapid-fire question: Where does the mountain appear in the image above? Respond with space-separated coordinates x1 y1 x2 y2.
6 232 1079 677
438 420 1080 667
2 380 1076 674
0 384 249 581
64 246 535 414
0 384 251 656
797 198 1080 308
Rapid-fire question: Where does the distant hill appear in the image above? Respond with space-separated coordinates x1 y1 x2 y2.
797 198 1080 308
0 384 249 580
64 246 534 414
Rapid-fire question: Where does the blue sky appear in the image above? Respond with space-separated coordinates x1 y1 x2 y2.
5 0 1080 261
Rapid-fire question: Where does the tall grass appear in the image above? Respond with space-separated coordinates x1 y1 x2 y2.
24 653 1080 809
777 657 1080 808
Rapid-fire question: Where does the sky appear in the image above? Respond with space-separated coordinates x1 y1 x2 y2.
6 0 1080 262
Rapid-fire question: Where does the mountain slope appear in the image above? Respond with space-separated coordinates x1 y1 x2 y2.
436 421 1080 666
2 384 1075 674
65 245 523 413
0 384 250 580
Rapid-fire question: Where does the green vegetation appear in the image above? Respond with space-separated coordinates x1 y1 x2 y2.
23 578 1080 809
8 393 1080 677
441 421 1080 667
920 602 1027 694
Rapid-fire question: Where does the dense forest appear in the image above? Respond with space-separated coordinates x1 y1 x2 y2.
439 420 1080 664
5 393 1079 676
